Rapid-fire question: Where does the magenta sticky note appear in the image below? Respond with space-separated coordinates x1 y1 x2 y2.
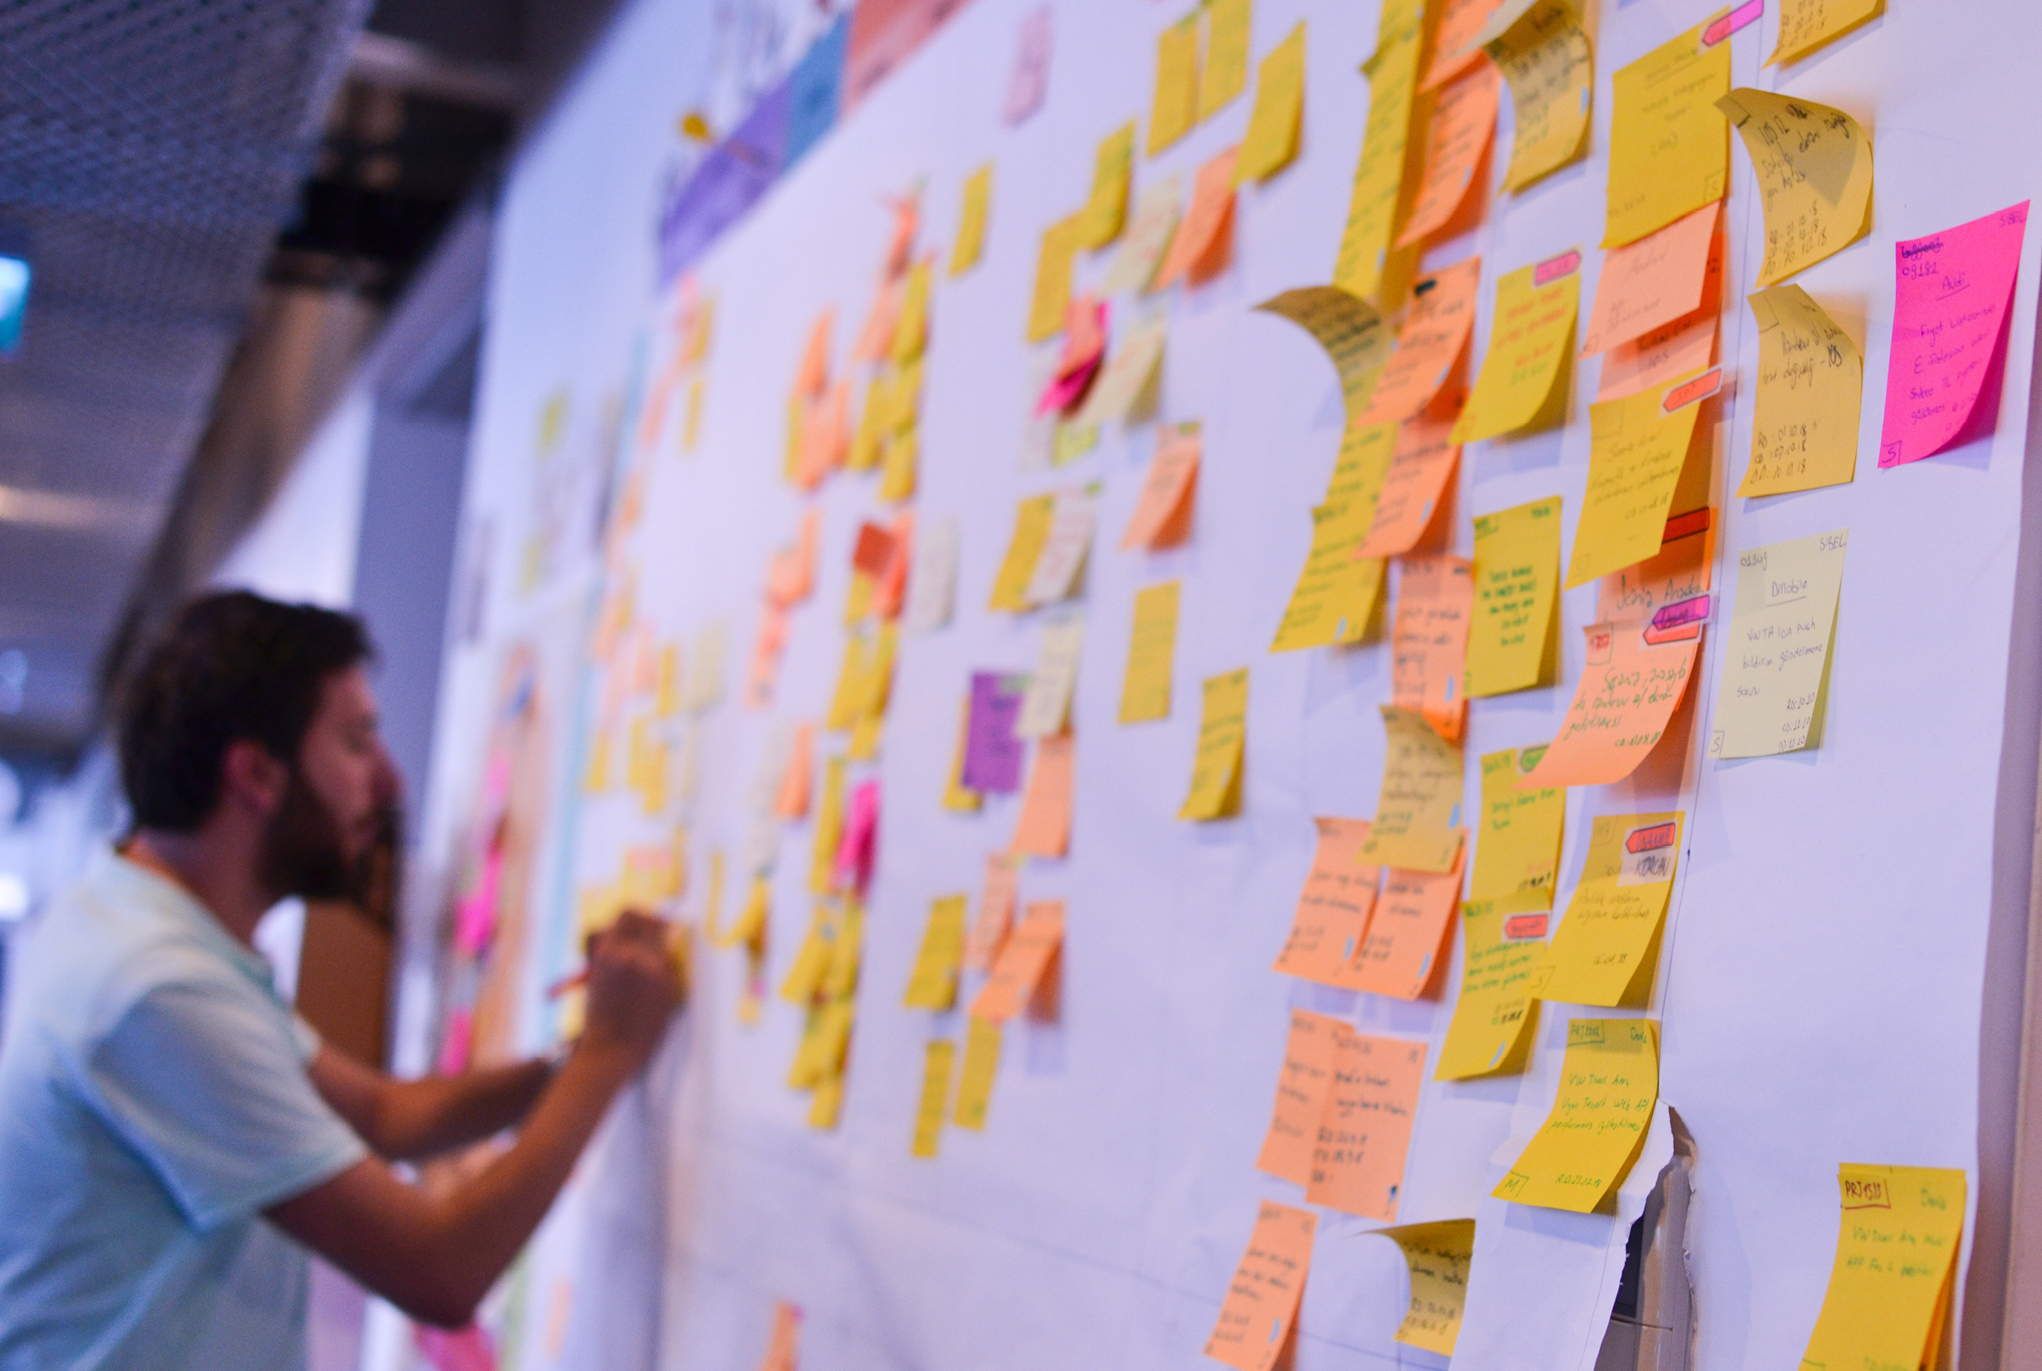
833 780 880 894
1880 202 2029 468
962 671 1028 792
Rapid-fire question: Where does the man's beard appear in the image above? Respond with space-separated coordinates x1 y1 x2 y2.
257 771 397 909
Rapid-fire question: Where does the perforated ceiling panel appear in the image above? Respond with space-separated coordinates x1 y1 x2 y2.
0 0 372 750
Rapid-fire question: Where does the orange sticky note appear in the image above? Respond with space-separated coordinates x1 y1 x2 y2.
1580 203 1721 357
1273 817 1381 988
963 853 1018 971
1596 224 1723 402
1305 1027 1427 1219
1205 1201 1317 1371
1424 0 1506 89
1121 422 1201 550
758 1300 801 1371
1011 733 1075 859
795 310 834 398
970 900 1063 1022
1350 857 1465 1000
1522 625 1701 788
873 510 915 621
1153 146 1239 291
1395 61 1500 250
1359 393 1462 556
1391 556 1474 745
1357 258 1482 425
854 278 901 363
775 723 813 818
1256 1008 1345 1185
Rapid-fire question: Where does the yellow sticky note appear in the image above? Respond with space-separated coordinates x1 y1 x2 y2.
1719 89 1873 285
903 895 967 1010
1770 0 1882 66
1741 286 1862 496
1121 581 1180 723
655 642 682 717
953 1015 1002 1129
950 164 992 276
1361 705 1465 872
682 376 705 451
1604 13 1729 247
1252 286 1393 420
778 907 833 1005
820 898 863 1000
1468 495 1561 696
807 1069 844 1130
1711 529 1847 759
1373 1220 1475 1355
1148 15 1201 155
1435 894 1544 1080
1237 22 1305 183
989 494 1057 612
1565 371 1711 588
1486 0 1593 192
788 997 855 1089
1271 422 1395 653
1179 668 1248 821
911 1039 954 1158
808 756 846 896
942 699 982 813
1332 0 1424 306
1080 123 1136 249
1494 1018 1658 1212
1471 745 1564 903
891 261 933 366
1197 0 1253 122
1452 254 1580 443
1801 1164 1965 1371
1536 812 1681 1007
721 875 769 950
825 634 871 732
1027 214 1084 344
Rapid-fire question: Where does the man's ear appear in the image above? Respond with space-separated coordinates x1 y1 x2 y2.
220 738 290 818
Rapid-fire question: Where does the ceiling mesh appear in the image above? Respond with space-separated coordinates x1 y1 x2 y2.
0 0 372 746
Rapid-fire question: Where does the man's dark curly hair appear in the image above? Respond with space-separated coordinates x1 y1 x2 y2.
118 591 375 832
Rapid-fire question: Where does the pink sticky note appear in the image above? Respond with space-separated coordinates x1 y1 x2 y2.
435 1007 474 1077
1004 7 1052 126
833 780 880 894
1880 202 2030 468
453 849 503 956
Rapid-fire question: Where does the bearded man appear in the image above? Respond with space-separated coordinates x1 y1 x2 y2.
0 591 682 1369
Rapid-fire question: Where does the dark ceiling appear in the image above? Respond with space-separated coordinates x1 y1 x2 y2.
0 0 623 766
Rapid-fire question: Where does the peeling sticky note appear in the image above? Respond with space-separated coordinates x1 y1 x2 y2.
1435 893 1544 1079
1468 496 1561 697
1305 1028 1427 1218
1521 625 1698 787
1452 252 1579 443
1604 13 1728 247
1121 580 1180 724
1256 1008 1344 1185
1363 705 1466 872
1536 812 1681 1006
1711 529 1846 758
1879 202 2029 468
1253 286 1394 419
1741 286 1862 496
1566 370 1712 588
1180 668 1248 820
1800 1164 1966 1371
1205 1201 1315 1371
1487 0 1592 193
1396 61 1500 249
970 899 1063 1022
1373 1220 1475 1355
1273 817 1380 988
1719 89 1873 285
1238 22 1306 184
1153 146 1239 291
1349 858 1465 1000
1357 257 1482 425
1495 1018 1658 1211
1389 557 1474 746
1121 421 1199 549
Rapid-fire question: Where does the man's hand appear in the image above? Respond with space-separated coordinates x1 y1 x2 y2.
577 910 685 1072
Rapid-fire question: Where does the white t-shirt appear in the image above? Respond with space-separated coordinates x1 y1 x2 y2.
0 850 368 1370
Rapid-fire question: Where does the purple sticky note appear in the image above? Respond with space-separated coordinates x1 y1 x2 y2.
963 671 1028 792
1004 8 1052 126
833 780 880 894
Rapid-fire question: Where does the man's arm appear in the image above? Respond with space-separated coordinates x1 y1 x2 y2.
266 911 680 1327
308 1047 553 1162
